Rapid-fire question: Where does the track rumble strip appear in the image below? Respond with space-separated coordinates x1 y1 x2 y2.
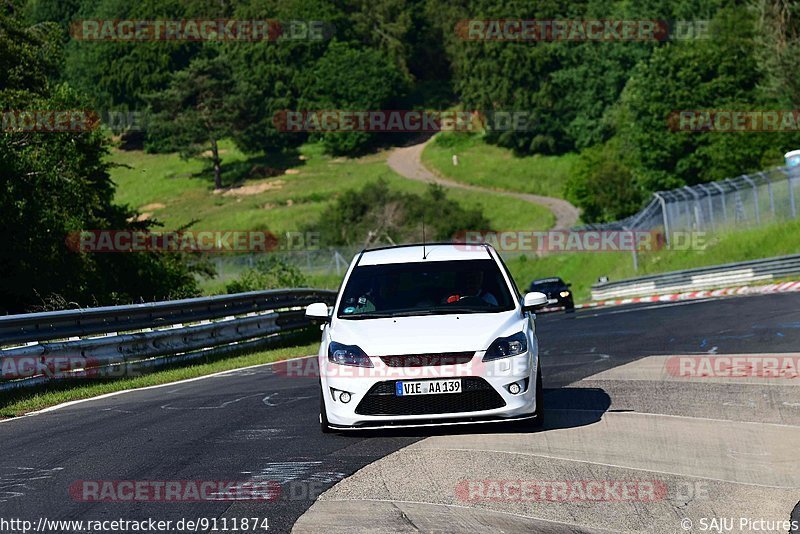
575 280 800 310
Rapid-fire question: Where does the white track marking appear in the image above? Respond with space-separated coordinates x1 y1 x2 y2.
0 355 315 422
318 498 626 533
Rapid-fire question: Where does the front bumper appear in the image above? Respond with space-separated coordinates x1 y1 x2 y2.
321 351 538 428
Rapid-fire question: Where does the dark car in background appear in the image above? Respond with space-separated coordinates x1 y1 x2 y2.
528 277 574 313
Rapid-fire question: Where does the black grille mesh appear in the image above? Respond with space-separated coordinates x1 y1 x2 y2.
378 352 474 367
355 377 505 416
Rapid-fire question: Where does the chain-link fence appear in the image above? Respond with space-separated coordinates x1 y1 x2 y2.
208 247 361 285
574 166 800 246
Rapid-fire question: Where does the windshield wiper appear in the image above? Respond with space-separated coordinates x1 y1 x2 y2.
341 308 485 319
340 312 396 319
341 310 437 319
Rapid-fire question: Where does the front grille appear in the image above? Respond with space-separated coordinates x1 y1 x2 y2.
355 377 506 416
379 352 474 367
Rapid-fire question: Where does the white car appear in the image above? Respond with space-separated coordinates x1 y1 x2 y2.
305 243 549 432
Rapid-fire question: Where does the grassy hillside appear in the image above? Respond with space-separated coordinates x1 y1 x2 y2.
111 140 800 302
507 218 800 301
421 133 578 199
110 140 554 236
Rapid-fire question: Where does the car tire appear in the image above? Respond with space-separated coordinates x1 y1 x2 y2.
564 301 575 313
319 384 332 434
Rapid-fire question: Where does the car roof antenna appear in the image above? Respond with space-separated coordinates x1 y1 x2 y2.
422 215 428 259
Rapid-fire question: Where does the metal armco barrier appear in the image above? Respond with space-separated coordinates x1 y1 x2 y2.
0 289 337 392
591 254 800 301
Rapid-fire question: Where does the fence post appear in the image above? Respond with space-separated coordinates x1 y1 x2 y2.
684 186 703 230
785 151 800 218
623 226 638 272
759 172 775 217
334 251 343 276
654 193 670 248
742 175 760 225
711 182 727 224
697 184 714 231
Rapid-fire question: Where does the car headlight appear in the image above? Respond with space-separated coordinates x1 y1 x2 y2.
328 341 373 367
559 291 570 297
483 332 528 361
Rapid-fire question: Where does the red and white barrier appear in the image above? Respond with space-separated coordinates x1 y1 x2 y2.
575 280 800 310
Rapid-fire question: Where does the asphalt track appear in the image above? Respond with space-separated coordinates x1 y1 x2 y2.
1 292 798 533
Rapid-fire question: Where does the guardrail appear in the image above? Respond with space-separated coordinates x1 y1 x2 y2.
591 254 800 301
0 289 337 393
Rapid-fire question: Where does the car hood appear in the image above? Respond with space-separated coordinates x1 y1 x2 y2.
329 311 524 355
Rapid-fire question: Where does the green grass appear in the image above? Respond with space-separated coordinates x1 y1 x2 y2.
110 140 553 238
0 340 320 417
421 132 578 199
505 218 800 301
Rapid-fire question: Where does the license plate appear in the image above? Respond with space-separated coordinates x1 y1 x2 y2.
395 379 461 396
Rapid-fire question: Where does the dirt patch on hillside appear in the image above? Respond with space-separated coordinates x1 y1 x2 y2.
220 179 286 197
139 203 166 211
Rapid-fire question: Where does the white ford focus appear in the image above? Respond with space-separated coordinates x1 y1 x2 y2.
305 243 549 432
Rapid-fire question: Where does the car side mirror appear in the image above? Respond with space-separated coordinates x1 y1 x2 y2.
567 283 572 288
522 292 548 312
305 302 330 324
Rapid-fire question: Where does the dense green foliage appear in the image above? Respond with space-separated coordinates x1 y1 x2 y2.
1 5 203 313
307 180 490 247
225 256 309 293
25 0 800 221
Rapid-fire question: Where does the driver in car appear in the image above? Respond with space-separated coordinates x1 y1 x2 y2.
443 271 498 306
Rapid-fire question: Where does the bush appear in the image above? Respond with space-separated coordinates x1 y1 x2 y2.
565 140 644 223
307 179 490 246
226 257 308 294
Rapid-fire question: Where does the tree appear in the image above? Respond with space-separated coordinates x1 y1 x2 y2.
0 9 202 313
616 6 800 194
565 141 644 223
146 52 241 189
752 0 800 107
300 41 409 155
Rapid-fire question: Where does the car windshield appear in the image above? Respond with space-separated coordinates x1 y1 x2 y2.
337 259 515 318
531 281 564 292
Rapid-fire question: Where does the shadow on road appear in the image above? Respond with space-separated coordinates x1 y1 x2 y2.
541 386 612 431
335 387 610 439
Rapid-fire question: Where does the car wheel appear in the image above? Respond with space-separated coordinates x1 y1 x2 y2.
564 300 575 313
319 384 332 434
